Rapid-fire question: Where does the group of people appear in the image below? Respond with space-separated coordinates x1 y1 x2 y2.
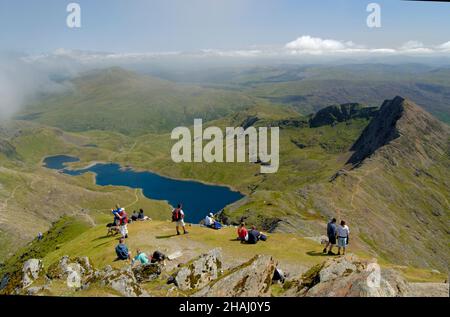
112 201 349 266
323 218 350 256
110 205 151 239
237 222 267 244
115 237 167 266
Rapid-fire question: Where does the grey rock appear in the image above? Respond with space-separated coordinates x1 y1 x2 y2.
102 267 148 297
194 255 276 297
22 259 43 288
132 263 161 283
174 248 222 291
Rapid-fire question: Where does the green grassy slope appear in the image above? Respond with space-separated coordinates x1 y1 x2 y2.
16 68 260 136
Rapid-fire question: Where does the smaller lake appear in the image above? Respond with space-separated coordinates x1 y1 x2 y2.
43 155 244 223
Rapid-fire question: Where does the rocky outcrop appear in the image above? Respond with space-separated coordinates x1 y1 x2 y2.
406 283 449 297
193 255 277 297
284 254 412 297
173 248 222 291
347 96 449 166
22 259 44 288
309 103 378 128
101 266 148 297
47 256 95 289
132 263 162 283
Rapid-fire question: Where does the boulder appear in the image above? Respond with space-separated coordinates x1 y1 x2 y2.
22 259 43 288
194 255 277 297
173 248 222 291
284 254 412 297
101 267 148 297
47 256 95 289
132 263 162 283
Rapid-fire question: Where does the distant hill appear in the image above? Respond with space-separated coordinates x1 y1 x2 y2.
15 68 259 136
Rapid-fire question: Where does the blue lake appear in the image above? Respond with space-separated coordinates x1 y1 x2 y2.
43 155 244 223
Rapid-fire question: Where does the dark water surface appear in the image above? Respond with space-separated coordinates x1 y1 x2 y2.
43 155 244 223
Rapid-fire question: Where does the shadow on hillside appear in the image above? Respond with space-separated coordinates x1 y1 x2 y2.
156 234 179 239
306 251 332 257
92 235 116 242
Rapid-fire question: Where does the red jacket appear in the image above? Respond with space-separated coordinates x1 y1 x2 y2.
119 210 128 225
238 227 248 240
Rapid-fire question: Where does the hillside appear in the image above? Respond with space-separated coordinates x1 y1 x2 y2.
0 217 447 297
15 68 260 136
303 97 450 271
0 90 448 284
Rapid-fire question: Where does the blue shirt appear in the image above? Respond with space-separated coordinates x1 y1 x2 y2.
327 222 337 237
115 243 129 260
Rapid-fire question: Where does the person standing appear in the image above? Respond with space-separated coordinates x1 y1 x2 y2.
323 218 337 255
337 220 350 255
172 203 188 235
119 208 129 239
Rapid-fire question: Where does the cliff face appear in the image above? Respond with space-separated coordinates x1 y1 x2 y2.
309 103 378 128
315 97 450 271
347 96 449 166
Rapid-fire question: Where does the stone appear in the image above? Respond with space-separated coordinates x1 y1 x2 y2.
284 254 412 297
132 263 161 283
47 255 95 289
22 259 43 288
194 255 277 297
173 248 222 291
102 267 148 297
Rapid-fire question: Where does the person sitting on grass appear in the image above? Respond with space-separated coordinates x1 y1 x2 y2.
237 222 248 242
204 212 215 228
138 208 145 220
132 248 149 266
115 237 131 261
151 251 167 265
246 226 261 244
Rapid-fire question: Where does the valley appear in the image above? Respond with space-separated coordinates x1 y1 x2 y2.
0 65 449 296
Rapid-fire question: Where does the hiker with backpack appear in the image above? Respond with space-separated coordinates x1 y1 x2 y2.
337 220 350 255
118 208 129 239
323 218 337 255
172 203 188 235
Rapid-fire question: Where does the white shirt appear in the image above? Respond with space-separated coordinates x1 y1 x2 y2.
337 225 349 238
173 208 184 218
204 216 214 226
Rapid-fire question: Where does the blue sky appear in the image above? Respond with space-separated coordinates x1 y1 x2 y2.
0 0 449 53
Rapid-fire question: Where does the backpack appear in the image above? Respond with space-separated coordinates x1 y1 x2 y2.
172 208 182 222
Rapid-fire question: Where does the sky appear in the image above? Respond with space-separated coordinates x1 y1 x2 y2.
0 0 449 54
1 0 449 119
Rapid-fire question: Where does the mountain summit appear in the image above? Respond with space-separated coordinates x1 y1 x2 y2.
347 96 449 166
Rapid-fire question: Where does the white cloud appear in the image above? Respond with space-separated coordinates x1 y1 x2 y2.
283 36 450 56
